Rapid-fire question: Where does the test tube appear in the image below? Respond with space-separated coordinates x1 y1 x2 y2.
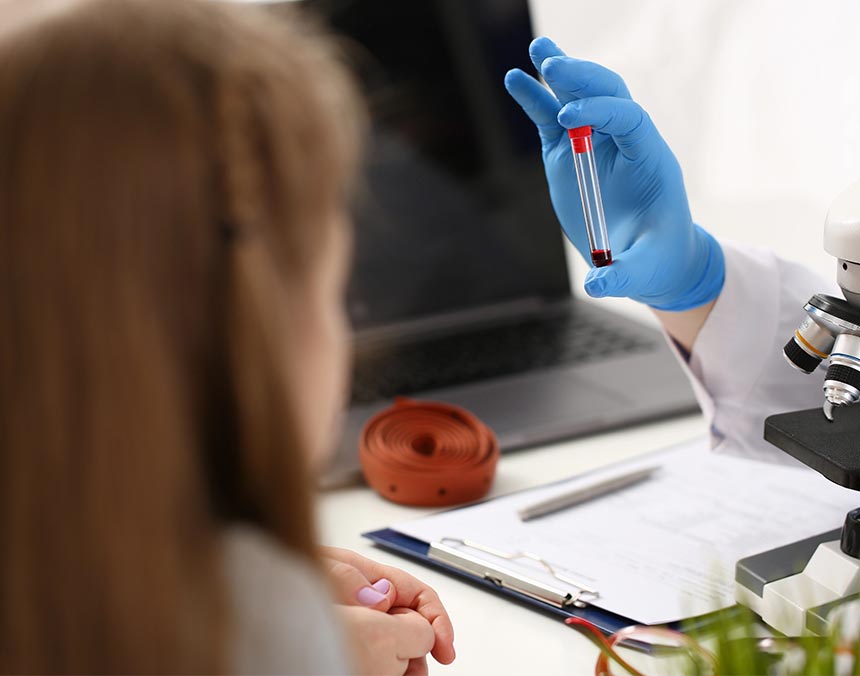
569 126 612 267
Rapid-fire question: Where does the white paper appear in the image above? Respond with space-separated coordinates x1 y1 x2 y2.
393 438 859 624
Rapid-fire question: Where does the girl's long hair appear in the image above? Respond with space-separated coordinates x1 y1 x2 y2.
0 0 362 671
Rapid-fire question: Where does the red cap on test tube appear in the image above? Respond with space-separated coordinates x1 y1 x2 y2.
568 126 593 153
568 126 612 267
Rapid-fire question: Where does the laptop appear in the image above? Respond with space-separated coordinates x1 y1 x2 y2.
305 0 700 488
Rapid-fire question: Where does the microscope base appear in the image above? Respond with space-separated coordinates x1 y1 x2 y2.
736 529 860 635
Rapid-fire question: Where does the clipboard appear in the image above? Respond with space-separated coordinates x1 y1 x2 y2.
362 445 678 643
363 436 859 644
362 527 729 652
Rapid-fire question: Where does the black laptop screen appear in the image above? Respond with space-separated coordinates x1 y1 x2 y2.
305 0 571 330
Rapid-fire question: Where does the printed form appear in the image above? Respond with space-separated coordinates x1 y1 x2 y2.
393 438 859 624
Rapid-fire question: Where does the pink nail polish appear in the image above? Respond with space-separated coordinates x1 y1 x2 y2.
357 586 386 606
371 578 391 594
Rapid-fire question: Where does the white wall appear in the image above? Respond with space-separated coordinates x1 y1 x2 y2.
529 0 860 321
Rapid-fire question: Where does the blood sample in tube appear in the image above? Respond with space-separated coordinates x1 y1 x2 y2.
569 126 612 267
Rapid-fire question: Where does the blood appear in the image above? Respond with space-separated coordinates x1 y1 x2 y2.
591 249 613 267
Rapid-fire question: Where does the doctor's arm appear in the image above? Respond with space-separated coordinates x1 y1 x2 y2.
504 37 725 345
652 304 715 354
506 37 836 461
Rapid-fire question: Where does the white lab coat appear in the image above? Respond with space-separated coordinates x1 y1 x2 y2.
673 240 842 464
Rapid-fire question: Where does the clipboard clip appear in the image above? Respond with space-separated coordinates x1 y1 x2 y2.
428 537 600 609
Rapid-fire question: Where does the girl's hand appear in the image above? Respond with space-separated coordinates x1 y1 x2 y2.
321 547 456 665
338 605 435 676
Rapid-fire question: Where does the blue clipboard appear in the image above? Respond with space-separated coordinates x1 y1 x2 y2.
364 527 740 653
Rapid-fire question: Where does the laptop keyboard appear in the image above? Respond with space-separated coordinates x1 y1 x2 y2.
351 311 657 404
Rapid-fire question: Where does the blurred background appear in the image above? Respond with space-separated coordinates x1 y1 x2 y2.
530 0 860 322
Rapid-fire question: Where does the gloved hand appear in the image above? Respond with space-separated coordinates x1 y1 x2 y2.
504 37 724 312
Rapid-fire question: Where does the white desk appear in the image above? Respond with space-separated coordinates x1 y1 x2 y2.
319 413 709 675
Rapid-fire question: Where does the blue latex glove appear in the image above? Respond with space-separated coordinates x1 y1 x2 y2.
504 37 724 312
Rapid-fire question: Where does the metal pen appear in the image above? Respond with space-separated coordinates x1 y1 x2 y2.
518 465 660 522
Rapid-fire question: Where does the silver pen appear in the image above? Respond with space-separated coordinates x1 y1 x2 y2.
517 465 661 522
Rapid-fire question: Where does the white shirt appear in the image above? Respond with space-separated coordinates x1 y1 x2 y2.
673 239 841 463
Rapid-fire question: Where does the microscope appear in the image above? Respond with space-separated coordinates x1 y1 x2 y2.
735 180 860 637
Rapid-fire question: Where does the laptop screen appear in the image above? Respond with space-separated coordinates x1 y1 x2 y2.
305 0 571 330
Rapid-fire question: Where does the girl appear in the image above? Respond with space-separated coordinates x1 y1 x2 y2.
0 0 453 673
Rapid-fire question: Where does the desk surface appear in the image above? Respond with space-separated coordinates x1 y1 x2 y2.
319 413 709 675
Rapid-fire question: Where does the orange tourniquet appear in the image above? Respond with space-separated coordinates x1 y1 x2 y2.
359 398 500 507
